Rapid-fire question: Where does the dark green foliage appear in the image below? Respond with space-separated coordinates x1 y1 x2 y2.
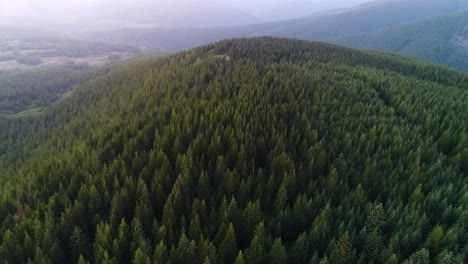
70 227 92 263
269 238 287 264
132 248 151 264
330 232 354 264
0 37 466 263
234 251 245 264
219 224 238 264
0 66 97 114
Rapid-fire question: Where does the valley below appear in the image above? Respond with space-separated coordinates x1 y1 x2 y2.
0 38 142 75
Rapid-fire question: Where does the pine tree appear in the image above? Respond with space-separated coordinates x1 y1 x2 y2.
175 233 197 263
77 255 91 264
245 233 265 264
70 226 91 263
198 239 217 264
152 241 167 264
425 225 444 260
330 232 354 264
188 214 202 240
131 218 151 256
269 238 287 264
234 251 246 264
132 248 151 264
364 204 385 262
402 249 430 264
219 223 237 264
28 247 51 264
290 233 310 264
113 218 131 262
241 201 263 245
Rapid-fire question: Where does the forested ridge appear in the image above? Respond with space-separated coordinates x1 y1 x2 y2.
335 10 468 71
0 37 467 263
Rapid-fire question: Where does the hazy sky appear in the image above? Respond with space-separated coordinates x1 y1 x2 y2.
0 0 372 17
0 0 374 29
220 0 371 10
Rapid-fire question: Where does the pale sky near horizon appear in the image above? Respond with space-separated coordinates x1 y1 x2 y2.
0 0 372 17
0 0 375 30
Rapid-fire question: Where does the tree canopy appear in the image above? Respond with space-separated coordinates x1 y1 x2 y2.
0 37 466 263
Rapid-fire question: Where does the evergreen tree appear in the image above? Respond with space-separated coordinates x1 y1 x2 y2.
402 249 430 264
269 238 287 264
132 248 151 264
290 233 310 264
330 232 354 264
77 255 91 264
152 241 168 264
70 226 91 263
219 223 238 264
425 225 444 260
234 251 246 264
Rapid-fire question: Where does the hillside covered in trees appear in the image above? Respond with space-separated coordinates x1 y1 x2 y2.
0 66 98 115
336 10 468 71
0 38 467 263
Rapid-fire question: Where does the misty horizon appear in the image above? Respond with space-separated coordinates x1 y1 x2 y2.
0 0 373 30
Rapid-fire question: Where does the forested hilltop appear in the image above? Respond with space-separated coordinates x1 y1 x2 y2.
0 38 467 263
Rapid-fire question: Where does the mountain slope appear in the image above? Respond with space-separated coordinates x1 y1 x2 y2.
216 0 370 21
0 38 467 263
0 66 95 114
78 22 290 51
335 11 468 70
79 0 468 51
265 0 468 40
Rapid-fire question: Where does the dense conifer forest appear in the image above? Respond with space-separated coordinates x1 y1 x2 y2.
0 66 99 114
0 38 466 263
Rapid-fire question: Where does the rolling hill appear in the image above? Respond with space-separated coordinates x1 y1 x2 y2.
79 0 468 51
265 0 468 40
0 38 466 263
335 11 468 71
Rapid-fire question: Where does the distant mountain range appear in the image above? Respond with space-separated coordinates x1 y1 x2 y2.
78 0 468 53
263 0 468 39
335 11 468 71
4 0 468 70
216 0 371 21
